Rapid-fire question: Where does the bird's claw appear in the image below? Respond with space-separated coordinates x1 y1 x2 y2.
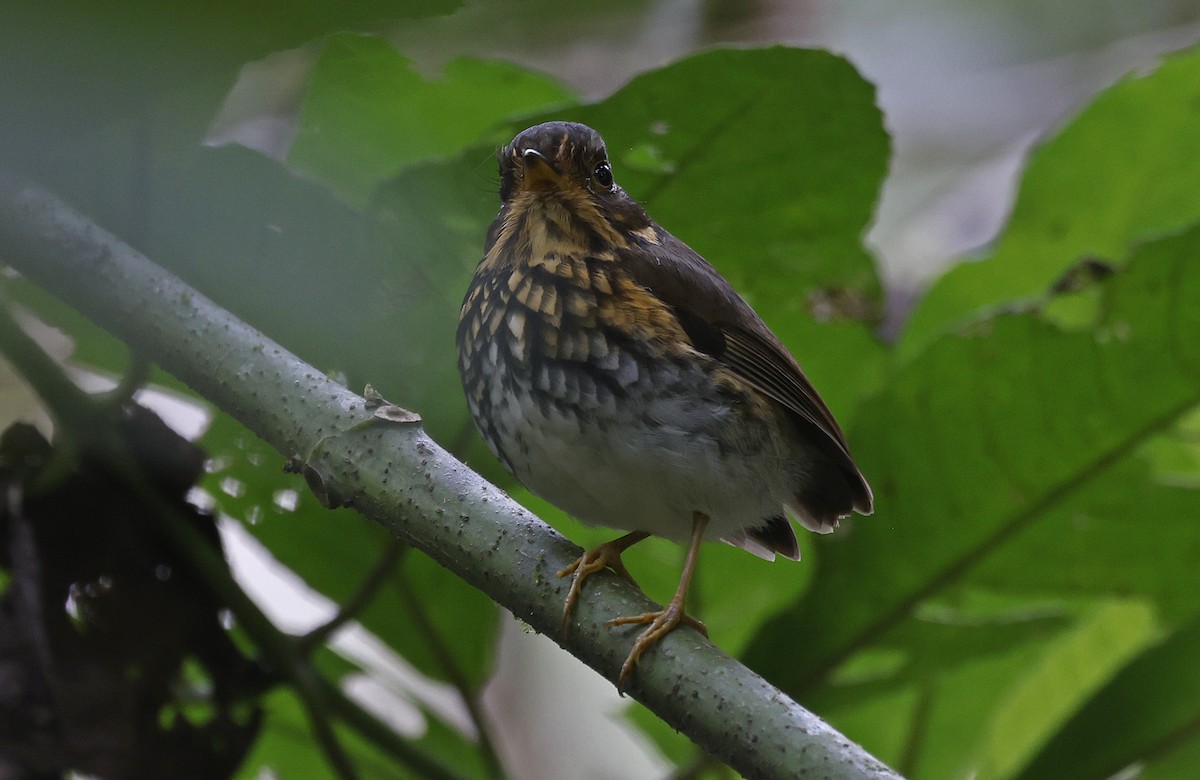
556 541 642 636
607 600 706 691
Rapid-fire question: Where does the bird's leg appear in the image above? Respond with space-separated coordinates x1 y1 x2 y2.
557 530 650 635
607 512 710 690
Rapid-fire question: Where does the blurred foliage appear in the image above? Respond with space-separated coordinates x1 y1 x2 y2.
290 34 574 203
901 49 1200 358
0 412 264 777
2 1 1200 777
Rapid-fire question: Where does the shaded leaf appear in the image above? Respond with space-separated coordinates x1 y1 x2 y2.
1017 613 1200 780
290 33 574 202
967 457 1200 621
0 0 462 191
971 599 1160 779
819 596 1073 709
369 45 891 478
536 46 891 420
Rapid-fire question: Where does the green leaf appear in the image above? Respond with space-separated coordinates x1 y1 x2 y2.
878 634 1054 779
289 33 574 203
819 596 1073 709
1140 740 1200 780
1017 613 1200 780
810 594 1077 775
821 598 1156 780
236 688 329 779
746 223 1200 699
369 45 892 476
564 47 887 295
972 599 1160 779
903 45 1200 357
967 457 1200 622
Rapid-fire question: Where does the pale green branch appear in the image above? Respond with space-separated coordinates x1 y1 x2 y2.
0 174 903 780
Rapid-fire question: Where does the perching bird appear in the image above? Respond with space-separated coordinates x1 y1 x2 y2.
456 121 873 689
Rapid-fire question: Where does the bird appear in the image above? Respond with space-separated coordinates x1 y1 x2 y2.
456 121 873 689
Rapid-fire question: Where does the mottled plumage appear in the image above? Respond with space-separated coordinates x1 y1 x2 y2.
456 121 872 688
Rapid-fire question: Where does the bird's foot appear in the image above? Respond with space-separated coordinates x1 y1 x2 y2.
607 599 707 691
557 536 644 636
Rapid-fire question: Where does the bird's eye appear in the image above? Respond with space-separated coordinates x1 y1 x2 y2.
592 161 614 190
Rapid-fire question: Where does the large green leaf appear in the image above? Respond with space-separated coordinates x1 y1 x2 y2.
967 457 1200 621
365 47 891 667
746 223 1200 704
814 596 1073 711
566 46 886 295
808 593 1081 776
902 45 1200 358
968 599 1160 779
369 45 891 466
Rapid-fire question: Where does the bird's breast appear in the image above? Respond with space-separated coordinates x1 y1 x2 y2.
458 222 722 457
455 223 804 537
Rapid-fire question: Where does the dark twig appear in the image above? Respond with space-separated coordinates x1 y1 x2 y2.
296 538 407 655
394 562 506 779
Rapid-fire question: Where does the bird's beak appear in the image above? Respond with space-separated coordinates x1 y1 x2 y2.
521 148 560 186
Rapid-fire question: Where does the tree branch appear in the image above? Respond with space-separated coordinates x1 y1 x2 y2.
0 174 903 780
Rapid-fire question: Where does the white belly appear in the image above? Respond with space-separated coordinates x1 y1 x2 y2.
476 358 797 543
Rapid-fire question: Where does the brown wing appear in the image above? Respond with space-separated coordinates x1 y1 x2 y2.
621 227 873 515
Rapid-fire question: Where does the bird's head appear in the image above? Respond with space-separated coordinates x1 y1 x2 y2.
486 121 652 262
498 121 617 205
